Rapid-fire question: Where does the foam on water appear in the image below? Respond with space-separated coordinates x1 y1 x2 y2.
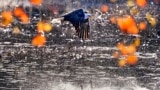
32 77 149 90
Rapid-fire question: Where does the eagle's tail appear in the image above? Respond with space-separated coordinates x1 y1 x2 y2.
76 22 89 39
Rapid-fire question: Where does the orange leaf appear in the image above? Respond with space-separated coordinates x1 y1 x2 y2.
37 21 44 32
13 7 24 17
43 23 52 32
1 11 13 21
112 51 120 59
30 0 43 6
31 34 46 47
139 22 147 31
100 5 109 13
110 16 117 24
134 38 141 47
118 59 127 67
127 25 139 34
19 14 29 24
126 45 136 55
136 0 147 8
117 17 127 32
126 55 138 65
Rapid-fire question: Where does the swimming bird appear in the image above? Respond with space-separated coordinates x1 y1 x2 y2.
51 9 91 39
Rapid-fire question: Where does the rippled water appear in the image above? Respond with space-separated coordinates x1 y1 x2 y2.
0 0 160 90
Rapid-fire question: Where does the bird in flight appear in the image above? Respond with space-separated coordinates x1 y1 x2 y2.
52 9 91 39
